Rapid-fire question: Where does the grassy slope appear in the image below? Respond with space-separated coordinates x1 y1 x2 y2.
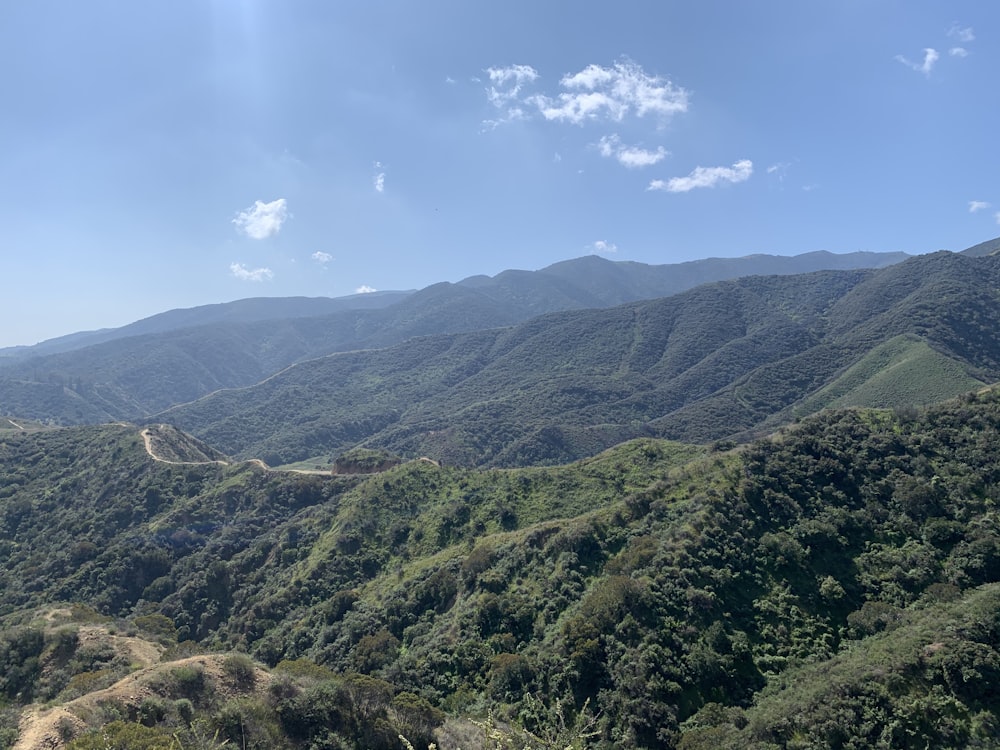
788 333 987 415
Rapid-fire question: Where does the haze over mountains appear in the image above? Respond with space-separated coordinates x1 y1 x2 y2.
157 251 1000 467
0 249 909 431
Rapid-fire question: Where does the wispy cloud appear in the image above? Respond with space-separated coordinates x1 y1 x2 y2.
232 198 289 239
591 240 618 254
895 48 939 76
597 134 667 168
483 64 539 128
995 212 1000 226
531 59 688 125
969 201 991 213
948 24 975 43
648 159 753 193
372 161 386 193
766 162 791 182
230 263 273 282
486 64 539 107
312 251 333 263
483 58 687 132
355 285 377 294
949 47 969 58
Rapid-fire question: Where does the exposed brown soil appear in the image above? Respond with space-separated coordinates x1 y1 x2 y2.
15 652 272 750
14 611 271 750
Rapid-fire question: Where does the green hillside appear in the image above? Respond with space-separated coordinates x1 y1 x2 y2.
3 387 1000 747
155 252 1000 467
788 334 987 416
0 250 909 426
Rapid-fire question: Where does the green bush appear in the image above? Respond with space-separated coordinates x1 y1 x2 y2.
221 652 257 689
65 721 179 750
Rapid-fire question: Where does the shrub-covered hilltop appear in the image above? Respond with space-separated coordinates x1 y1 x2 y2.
3 389 1000 747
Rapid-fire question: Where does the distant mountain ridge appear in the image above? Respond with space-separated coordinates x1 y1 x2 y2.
156 251 1000 467
0 248 910 424
0 290 412 362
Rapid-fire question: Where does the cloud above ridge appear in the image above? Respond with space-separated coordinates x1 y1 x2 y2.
232 199 289 239
483 58 688 129
648 159 753 193
597 135 668 168
532 59 688 125
230 263 273 282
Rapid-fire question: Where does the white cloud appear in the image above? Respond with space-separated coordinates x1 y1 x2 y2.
371 161 386 193
485 64 539 120
895 48 939 76
531 59 688 125
949 47 969 57
232 198 289 239
229 263 273 282
948 24 975 43
355 285 377 294
648 159 753 193
312 251 333 263
969 201 991 213
597 134 667 168
591 240 618 254
995 212 1000 226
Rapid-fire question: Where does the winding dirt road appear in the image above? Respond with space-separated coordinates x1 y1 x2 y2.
139 428 330 475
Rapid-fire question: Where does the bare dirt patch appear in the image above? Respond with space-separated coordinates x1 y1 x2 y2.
15 654 272 750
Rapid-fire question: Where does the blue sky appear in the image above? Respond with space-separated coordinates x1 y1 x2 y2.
2 1 998 347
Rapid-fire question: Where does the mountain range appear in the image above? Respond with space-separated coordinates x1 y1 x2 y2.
154 250 1000 467
0 249 907 428
3 237 1000 749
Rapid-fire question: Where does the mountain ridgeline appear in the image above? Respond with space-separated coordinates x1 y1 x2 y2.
156 251 999 467
6 241 1000 749
0 250 907 427
2 387 1000 747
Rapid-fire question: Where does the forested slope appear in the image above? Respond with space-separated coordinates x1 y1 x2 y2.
159 252 999 467
0 250 908 426
3 387 1000 747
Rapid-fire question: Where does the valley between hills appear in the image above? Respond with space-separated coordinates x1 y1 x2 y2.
2 242 1000 749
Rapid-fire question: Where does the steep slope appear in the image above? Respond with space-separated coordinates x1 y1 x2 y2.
157 252 1000 467
0 250 909 425
4 389 1000 748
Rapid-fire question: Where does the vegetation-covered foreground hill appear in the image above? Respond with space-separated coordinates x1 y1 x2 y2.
158 251 999 467
4 388 1000 747
0 249 908 426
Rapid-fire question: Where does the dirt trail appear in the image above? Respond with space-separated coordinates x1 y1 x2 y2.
13 627 164 750
140 428 330 475
15 653 272 750
140 428 229 466
7 418 24 430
